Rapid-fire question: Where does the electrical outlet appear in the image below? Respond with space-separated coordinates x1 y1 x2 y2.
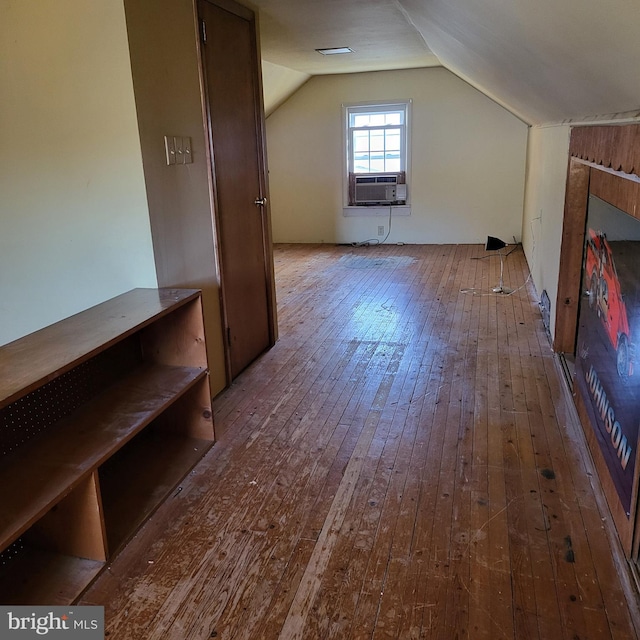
378 226 385 236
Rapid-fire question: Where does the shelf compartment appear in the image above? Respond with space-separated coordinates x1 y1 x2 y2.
0 542 105 605
100 422 213 553
0 363 208 551
0 471 107 604
0 289 202 409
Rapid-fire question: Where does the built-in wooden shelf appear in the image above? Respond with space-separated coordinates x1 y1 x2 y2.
0 288 215 604
99 428 212 554
0 546 105 606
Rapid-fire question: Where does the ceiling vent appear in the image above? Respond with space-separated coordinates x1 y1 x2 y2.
315 47 353 55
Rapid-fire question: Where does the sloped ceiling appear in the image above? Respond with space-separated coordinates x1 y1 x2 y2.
401 0 640 125
246 0 640 125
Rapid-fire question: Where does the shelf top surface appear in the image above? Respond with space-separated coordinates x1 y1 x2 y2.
0 288 201 408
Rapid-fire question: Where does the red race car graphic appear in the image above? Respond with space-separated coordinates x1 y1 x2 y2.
585 228 635 378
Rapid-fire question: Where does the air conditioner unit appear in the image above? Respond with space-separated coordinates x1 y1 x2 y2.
354 174 399 205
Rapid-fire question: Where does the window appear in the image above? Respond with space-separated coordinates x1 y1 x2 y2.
344 101 410 207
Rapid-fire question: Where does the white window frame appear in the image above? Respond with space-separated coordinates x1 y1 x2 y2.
343 100 412 213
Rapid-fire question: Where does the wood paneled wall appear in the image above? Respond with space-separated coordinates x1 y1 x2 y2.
555 123 640 354
556 122 640 558
554 159 590 354
569 124 640 175
590 169 640 219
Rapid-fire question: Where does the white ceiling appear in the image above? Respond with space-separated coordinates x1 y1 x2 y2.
246 0 640 125
254 0 439 74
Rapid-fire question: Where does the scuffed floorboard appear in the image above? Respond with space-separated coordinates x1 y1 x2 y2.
82 244 640 639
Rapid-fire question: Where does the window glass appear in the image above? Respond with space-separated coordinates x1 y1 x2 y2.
354 130 370 152
370 130 385 151
346 103 408 176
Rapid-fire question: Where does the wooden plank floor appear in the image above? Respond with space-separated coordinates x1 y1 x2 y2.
82 243 640 639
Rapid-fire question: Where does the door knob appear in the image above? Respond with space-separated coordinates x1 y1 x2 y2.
254 197 267 206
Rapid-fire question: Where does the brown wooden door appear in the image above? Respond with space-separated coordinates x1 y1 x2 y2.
198 0 275 379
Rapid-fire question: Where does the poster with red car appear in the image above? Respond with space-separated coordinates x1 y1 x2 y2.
575 196 640 516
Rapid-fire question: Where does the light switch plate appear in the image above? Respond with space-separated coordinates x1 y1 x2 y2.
183 136 192 164
164 135 176 165
165 135 193 165
174 136 184 164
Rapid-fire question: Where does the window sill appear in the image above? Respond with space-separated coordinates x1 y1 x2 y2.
343 205 411 217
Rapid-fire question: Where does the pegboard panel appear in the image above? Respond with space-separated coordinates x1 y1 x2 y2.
0 336 143 457
0 537 25 569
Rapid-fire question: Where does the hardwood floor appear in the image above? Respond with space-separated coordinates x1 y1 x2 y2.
82 243 640 639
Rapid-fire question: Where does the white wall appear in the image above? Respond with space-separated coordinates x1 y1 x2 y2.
266 67 528 245
521 125 571 333
0 1 157 346
262 60 310 117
